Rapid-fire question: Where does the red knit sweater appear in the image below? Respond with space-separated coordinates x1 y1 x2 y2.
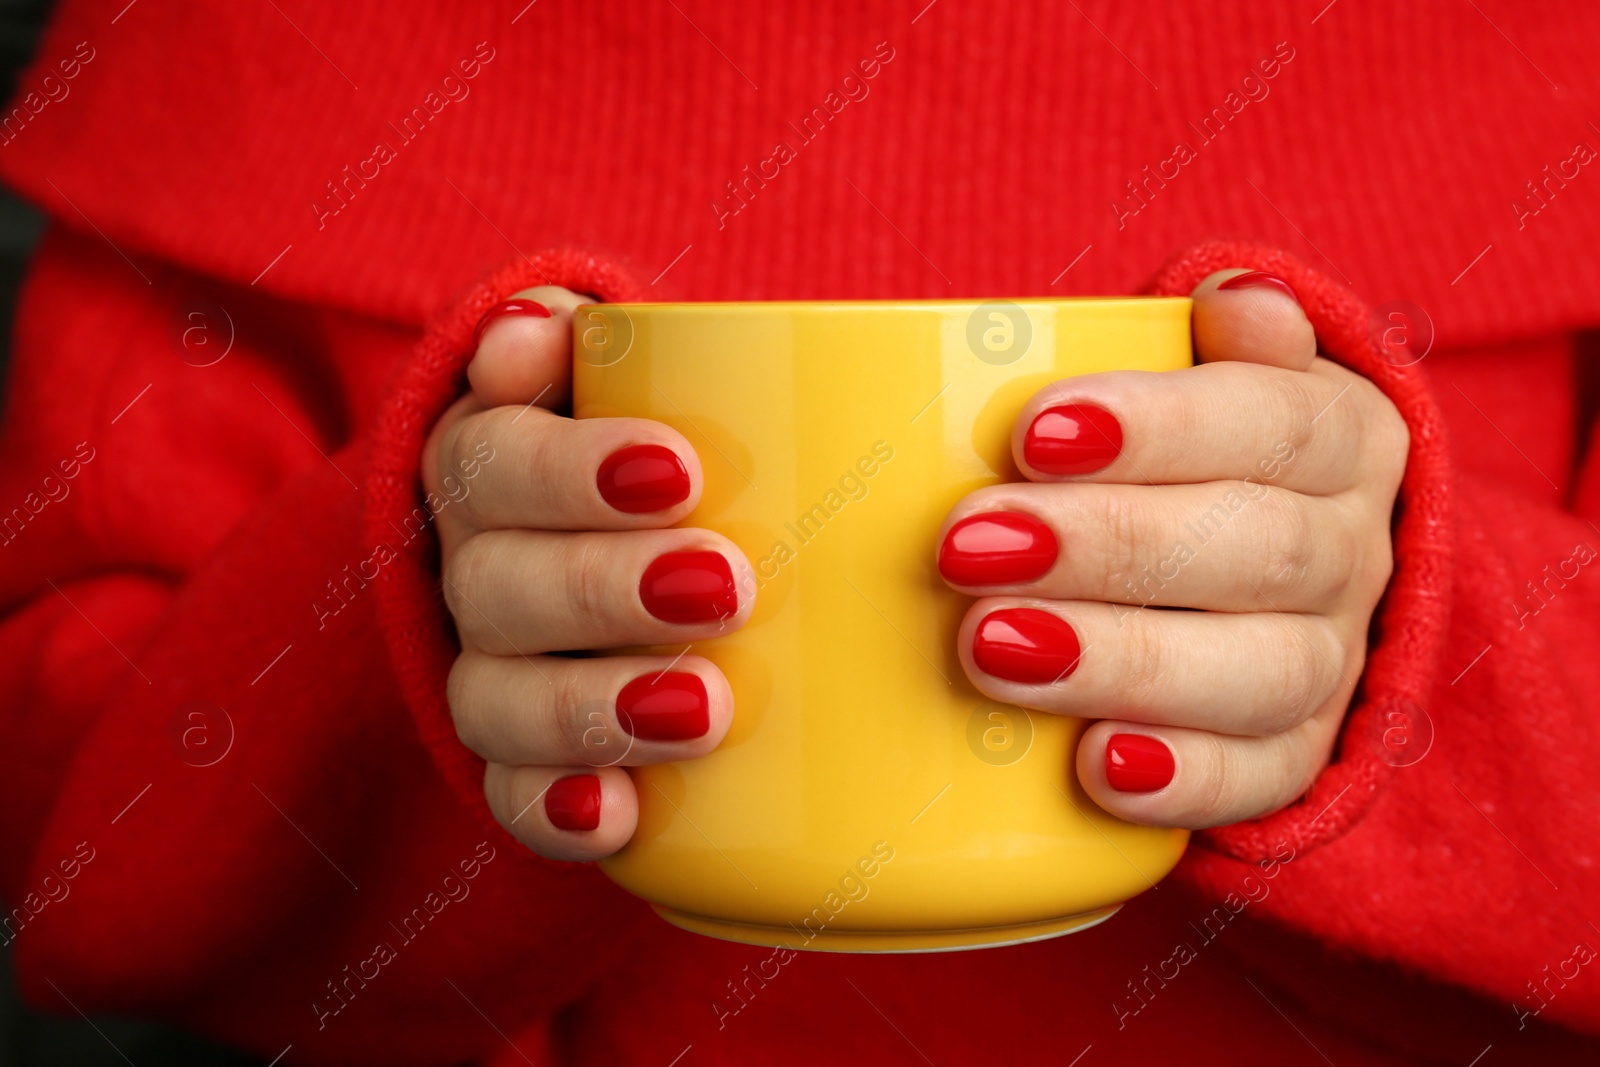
2 2 1599 1064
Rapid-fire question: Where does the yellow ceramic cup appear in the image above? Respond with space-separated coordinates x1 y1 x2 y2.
573 298 1192 952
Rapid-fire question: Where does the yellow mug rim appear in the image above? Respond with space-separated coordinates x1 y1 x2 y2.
582 297 1192 312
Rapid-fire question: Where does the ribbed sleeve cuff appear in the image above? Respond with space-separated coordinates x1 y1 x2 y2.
363 250 646 834
1151 239 1457 864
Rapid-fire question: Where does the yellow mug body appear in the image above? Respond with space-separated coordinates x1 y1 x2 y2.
574 298 1192 952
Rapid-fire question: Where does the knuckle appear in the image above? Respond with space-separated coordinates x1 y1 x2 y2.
446 655 491 751
1374 419 1410 491
1253 490 1319 602
1340 373 1410 488
1256 617 1329 734
1383 409 1412 475
1260 737 1316 814
1118 612 1170 709
1188 732 1237 825
517 416 566 518
424 402 475 502
1331 499 1394 610
1260 369 1322 464
563 535 617 635
422 431 446 500
441 417 472 485
1097 489 1148 599
1346 506 1396 601
482 764 512 827
1161 382 1207 475
1295 717 1340 793
445 653 474 720
551 667 599 761
1184 727 1327 829
439 417 476 492
447 416 504 525
1358 376 1410 455
1362 527 1397 595
442 534 491 628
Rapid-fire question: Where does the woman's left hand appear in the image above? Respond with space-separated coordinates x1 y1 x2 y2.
938 269 1409 828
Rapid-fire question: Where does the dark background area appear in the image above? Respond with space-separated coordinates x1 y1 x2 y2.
0 1 263 1063
0 1 43 405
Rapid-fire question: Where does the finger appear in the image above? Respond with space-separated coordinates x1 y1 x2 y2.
937 482 1358 613
1076 715 1340 830
956 599 1347 737
449 650 732 766
468 285 589 410
1012 359 1379 494
1192 268 1316 370
424 393 494 568
444 528 754 655
438 405 703 531
486 762 637 861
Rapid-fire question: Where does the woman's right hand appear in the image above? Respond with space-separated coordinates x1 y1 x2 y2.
423 286 754 861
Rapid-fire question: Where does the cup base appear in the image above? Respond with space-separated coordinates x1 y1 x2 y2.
652 904 1121 954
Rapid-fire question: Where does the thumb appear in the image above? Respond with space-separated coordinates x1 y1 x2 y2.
1190 268 1316 371
466 285 588 409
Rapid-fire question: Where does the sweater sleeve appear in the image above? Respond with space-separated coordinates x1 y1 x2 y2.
0 227 652 1066
1155 239 1600 1035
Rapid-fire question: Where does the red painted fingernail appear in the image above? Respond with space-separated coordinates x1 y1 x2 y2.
473 298 552 345
617 671 710 741
598 444 691 513
938 512 1058 586
1023 404 1122 476
545 774 601 831
1216 270 1300 307
1105 734 1175 793
640 551 738 623
972 608 1081 685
